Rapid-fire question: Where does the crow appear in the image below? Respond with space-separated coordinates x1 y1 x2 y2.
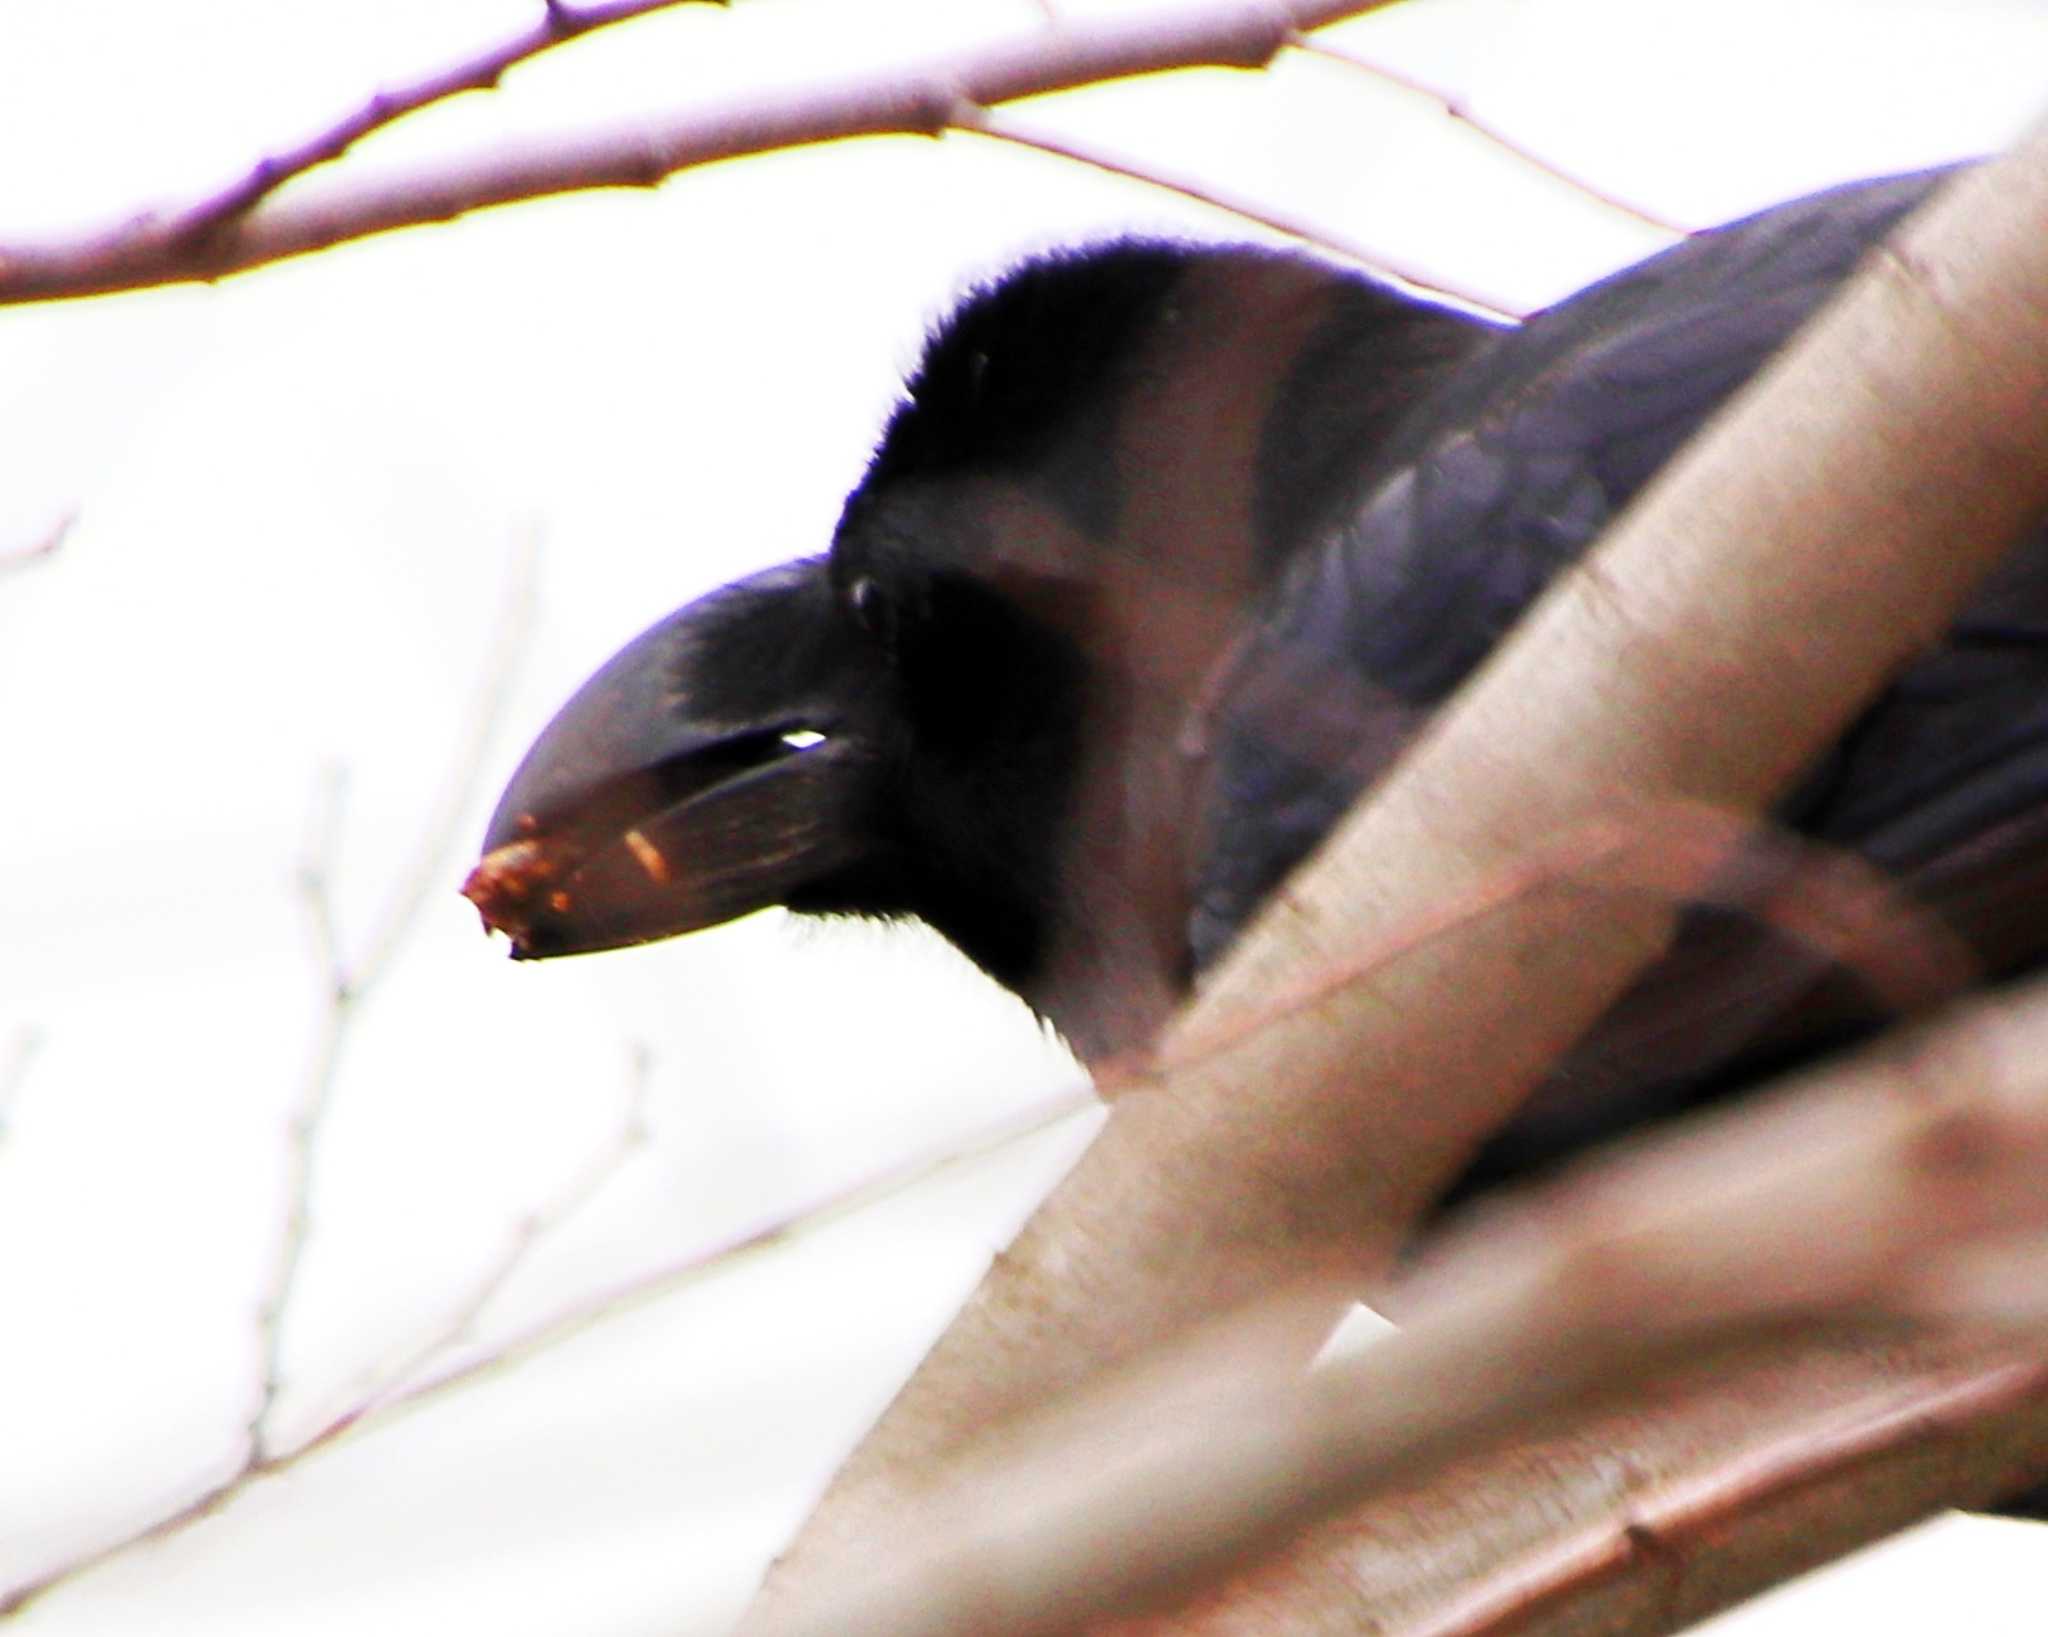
464 164 2048 1206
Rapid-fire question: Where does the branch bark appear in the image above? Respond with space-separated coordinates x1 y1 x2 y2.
1108 1324 2048 1637
157 0 732 244
743 108 2048 1631
747 968 2048 1637
0 1 1410 308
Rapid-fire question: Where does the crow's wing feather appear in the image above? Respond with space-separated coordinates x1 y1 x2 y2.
1190 164 2048 1193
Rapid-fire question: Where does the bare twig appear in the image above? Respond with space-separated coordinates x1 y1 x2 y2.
250 762 353 1442
339 1040 657 1410
0 1026 46 1142
0 1047 647 1623
0 1 1417 307
0 513 75 575
1292 35 1688 237
0 1079 1095 1620
1112 797 1978 1095
353 535 539 988
3 539 543 1619
166 0 733 244
250 532 539 1458
962 105 1520 318
351 1082 1097 1427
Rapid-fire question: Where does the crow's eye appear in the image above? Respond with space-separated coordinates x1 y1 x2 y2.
848 575 891 643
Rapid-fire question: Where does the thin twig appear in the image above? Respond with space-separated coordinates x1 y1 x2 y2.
1292 35 1688 237
251 530 539 1458
0 1 1412 307
349 1082 1099 1428
249 766 352 1444
353 533 540 989
8 1013 643 1626
0 512 75 575
172 0 733 242
0 1026 46 1142
1101 798 1977 1095
961 105 1522 318
2 538 543 1620
339 1041 657 1409
0 1080 1095 1619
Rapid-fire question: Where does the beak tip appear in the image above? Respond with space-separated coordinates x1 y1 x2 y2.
462 837 561 949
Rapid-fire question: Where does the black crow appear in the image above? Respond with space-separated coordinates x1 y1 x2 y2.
465 165 2048 1202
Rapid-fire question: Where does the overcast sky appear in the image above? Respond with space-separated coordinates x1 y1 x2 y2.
3 2 2046 1633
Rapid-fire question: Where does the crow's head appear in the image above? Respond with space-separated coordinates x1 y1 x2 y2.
465 242 1479 1059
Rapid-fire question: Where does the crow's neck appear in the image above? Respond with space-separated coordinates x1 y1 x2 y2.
1019 260 1493 1066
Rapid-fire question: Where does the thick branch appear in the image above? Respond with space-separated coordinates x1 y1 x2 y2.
746 110 2048 1624
0 2 1405 307
1121 1324 2048 1637
751 974 2048 1637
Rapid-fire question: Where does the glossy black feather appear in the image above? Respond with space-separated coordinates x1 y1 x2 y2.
1184 165 2048 1199
856 243 1195 538
1191 168 1957 964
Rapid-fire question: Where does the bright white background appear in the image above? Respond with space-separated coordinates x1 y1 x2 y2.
1 1 2044 1632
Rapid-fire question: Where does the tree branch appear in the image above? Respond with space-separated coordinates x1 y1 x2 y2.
749 973 2048 1637
1108 1325 2048 1637
0 2 1411 307
163 0 732 244
1291 33 1688 237
961 104 1518 316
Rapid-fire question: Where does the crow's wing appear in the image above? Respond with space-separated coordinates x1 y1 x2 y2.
1189 164 2048 1195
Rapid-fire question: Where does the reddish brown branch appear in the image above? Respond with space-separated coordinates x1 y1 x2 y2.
165 0 733 245
0 1 1408 307
1118 797 1978 1097
1128 1325 2048 1637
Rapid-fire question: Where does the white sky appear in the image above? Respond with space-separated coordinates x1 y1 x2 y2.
1 2 2045 1632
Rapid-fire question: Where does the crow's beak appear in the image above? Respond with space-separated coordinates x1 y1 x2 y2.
464 557 885 958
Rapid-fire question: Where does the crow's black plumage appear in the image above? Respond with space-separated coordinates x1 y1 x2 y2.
467 164 2048 1207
